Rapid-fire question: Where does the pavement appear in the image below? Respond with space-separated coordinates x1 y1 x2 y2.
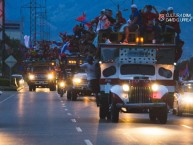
0 87 193 145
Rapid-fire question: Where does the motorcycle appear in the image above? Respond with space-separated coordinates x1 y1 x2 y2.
57 81 66 97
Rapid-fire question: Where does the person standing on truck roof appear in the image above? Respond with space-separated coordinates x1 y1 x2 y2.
80 56 101 106
128 4 142 32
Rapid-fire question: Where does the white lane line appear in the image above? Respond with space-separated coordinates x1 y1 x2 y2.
67 113 72 116
181 125 193 129
84 140 93 145
62 106 66 108
65 109 68 111
71 119 77 123
0 94 15 104
76 127 82 132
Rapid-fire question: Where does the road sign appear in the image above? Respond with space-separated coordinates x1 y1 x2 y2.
5 55 17 68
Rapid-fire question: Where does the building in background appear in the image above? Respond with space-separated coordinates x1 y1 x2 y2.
5 20 23 43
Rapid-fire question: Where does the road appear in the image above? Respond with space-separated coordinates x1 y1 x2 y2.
0 87 193 145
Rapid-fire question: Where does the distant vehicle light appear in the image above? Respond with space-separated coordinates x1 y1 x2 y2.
59 81 65 88
73 78 81 84
29 74 35 80
183 96 193 104
48 74 54 80
19 79 24 84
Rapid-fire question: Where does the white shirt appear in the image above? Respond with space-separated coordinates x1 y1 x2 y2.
80 62 98 80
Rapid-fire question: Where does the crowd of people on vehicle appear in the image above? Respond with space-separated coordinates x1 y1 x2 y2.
23 4 182 62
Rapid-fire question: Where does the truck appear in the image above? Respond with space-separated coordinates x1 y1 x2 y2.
26 61 57 91
173 80 193 116
98 34 177 124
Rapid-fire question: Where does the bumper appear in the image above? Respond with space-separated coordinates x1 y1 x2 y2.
28 80 55 86
116 103 166 109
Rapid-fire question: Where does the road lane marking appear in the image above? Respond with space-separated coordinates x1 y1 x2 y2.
65 109 68 111
67 113 72 116
84 140 93 145
181 125 193 129
76 127 82 132
0 94 15 104
71 119 76 123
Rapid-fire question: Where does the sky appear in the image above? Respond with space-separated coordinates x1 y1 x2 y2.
5 0 193 60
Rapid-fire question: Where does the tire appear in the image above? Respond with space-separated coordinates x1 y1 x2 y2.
71 91 77 101
29 86 33 92
99 95 109 119
50 85 56 91
67 91 72 100
33 86 36 92
111 99 119 123
149 109 157 122
177 103 183 116
157 106 168 124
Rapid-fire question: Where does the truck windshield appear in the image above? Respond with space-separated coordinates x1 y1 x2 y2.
120 64 155 76
183 84 193 92
33 66 50 72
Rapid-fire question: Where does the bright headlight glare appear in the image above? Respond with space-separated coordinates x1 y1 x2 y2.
19 79 24 84
122 84 129 92
59 82 65 87
29 74 35 80
73 78 81 83
48 74 54 80
152 84 159 92
183 96 193 103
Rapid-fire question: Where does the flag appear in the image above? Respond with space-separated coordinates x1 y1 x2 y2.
60 41 70 54
76 12 91 28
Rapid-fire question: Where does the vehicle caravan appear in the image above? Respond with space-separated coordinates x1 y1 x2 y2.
98 38 177 124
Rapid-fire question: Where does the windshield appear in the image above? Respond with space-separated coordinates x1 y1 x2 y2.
183 84 193 92
32 66 50 72
120 64 155 76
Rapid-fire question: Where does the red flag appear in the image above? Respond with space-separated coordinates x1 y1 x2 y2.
76 12 86 22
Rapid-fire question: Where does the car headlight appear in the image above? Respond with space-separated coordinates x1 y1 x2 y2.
48 74 54 80
19 79 24 84
73 78 81 84
122 84 130 92
59 81 65 88
29 74 35 80
151 84 159 92
183 96 193 104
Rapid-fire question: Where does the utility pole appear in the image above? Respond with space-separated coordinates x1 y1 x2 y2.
22 0 44 47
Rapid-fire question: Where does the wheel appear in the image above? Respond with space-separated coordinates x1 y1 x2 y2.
149 109 157 122
50 85 56 91
157 106 168 124
33 86 36 92
99 95 109 119
67 90 72 100
176 102 183 116
71 91 77 101
111 99 119 123
29 86 33 91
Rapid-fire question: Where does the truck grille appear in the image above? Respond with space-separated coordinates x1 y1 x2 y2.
35 74 47 79
129 87 152 103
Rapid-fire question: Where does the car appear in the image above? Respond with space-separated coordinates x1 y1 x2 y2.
173 80 193 116
11 74 25 88
67 72 92 101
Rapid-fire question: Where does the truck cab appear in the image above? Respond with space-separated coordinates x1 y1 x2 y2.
27 61 57 91
99 39 176 124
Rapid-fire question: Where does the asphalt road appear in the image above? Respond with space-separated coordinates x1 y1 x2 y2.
0 87 193 145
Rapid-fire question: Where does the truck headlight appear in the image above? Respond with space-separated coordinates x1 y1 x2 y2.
122 84 130 92
59 81 65 88
48 74 54 80
29 74 35 80
151 84 159 92
183 96 193 104
73 78 81 84
19 79 24 84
